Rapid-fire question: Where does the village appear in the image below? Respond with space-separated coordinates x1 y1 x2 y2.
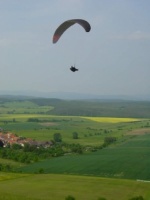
0 128 53 148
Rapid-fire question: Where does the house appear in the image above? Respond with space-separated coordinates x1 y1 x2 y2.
0 132 53 148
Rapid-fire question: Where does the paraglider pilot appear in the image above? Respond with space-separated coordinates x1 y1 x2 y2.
70 66 78 72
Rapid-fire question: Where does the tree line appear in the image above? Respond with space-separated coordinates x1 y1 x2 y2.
65 195 144 200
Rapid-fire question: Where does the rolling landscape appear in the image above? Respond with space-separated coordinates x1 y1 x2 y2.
1 1 150 199
0 95 150 200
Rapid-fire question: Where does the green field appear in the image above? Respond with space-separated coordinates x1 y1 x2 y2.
0 113 149 145
0 100 53 114
82 116 141 123
0 173 150 200
18 133 150 180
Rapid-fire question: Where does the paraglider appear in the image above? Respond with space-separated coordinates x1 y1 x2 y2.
70 66 78 72
52 19 91 72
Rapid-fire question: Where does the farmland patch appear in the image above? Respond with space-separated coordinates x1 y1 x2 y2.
127 128 150 135
40 122 58 126
81 117 142 123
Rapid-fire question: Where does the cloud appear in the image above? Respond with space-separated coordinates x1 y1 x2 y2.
111 31 150 40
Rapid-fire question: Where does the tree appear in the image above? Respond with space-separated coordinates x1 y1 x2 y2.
53 133 62 142
12 118 16 123
72 132 78 139
71 144 83 154
38 168 44 174
128 196 144 200
23 143 31 152
27 118 39 122
65 195 75 200
0 140 4 148
11 143 22 150
104 137 117 145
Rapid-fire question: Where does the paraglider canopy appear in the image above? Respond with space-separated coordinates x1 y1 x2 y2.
53 19 91 44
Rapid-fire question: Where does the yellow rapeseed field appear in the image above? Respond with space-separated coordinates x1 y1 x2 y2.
81 117 141 123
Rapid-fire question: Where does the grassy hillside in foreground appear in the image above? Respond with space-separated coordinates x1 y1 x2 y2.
19 133 150 180
0 173 150 200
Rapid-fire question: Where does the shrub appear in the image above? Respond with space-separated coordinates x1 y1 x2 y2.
65 195 75 200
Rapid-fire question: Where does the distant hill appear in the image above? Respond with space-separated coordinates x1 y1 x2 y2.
0 90 150 101
0 93 150 118
28 98 150 118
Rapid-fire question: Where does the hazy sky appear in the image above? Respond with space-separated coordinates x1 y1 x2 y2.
0 0 150 96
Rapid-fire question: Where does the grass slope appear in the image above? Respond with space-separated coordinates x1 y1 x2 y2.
0 173 150 200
